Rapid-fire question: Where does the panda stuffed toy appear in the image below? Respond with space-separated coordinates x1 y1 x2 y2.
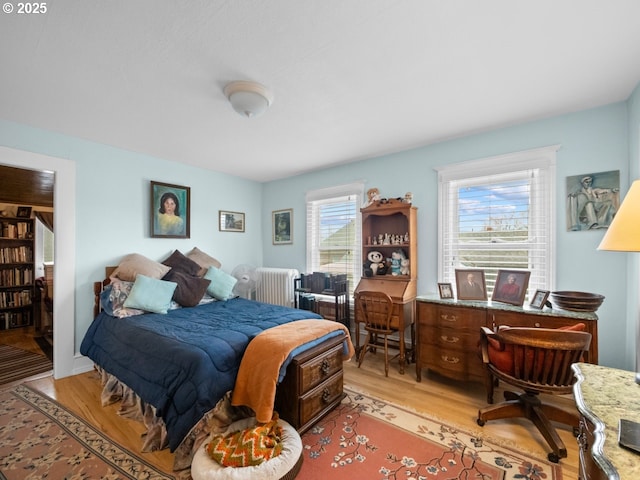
363 250 387 277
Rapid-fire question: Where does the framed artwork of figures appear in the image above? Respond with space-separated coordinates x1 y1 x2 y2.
566 170 619 231
272 209 292 245
151 181 190 238
438 282 454 299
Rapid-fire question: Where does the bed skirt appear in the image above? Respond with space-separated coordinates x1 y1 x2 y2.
95 367 254 471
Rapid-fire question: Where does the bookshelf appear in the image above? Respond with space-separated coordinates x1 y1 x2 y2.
294 272 349 328
0 216 35 329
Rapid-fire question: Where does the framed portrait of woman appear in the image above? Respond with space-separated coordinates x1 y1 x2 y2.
151 181 190 238
491 269 530 306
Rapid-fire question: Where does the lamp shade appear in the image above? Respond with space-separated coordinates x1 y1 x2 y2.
598 179 640 251
223 81 273 118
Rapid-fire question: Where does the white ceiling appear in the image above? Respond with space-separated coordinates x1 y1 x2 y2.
2 1 640 182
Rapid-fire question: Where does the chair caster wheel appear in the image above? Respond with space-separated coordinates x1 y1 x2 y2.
477 418 485 427
547 452 560 463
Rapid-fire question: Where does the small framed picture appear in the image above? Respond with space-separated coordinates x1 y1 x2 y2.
438 282 454 299
455 269 487 301
219 210 245 232
16 206 32 218
272 209 293 245
150 181 190 238
530 289 550 310
492 269 531 306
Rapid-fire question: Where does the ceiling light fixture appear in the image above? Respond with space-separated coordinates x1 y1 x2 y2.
223 80 273 118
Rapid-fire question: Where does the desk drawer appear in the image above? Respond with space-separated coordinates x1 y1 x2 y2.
423 348 484 379
421 305 485 329
422 327 479 350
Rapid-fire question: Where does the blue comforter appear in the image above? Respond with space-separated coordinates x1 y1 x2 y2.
80 298 322 451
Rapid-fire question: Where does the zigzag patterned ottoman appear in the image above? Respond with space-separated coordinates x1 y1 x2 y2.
191 417 302 480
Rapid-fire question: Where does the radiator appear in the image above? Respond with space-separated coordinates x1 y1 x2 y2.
255 267 299 307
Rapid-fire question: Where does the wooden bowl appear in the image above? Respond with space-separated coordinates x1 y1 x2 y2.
550 291 605 312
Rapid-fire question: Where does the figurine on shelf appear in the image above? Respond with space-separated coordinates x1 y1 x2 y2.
390 249 407 276
364 250 386 277
400 258 410 275
403 192 413 204
364 188 380 207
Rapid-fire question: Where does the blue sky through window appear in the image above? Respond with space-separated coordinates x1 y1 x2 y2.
458 180 530 233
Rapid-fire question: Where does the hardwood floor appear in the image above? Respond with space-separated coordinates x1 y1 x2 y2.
17 350 580 478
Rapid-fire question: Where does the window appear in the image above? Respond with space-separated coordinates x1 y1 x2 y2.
306 182 363 296
436 146 558 299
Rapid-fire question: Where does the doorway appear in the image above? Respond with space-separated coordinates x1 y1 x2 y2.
1 146 77 380
0 165 54 383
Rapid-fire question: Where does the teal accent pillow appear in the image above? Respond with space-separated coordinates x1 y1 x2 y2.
123 274 178 314
204 267 237 301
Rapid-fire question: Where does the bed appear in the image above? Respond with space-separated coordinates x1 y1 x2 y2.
79 250 353 471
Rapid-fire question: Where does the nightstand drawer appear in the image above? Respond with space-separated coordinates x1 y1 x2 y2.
299 341 343 393
299 370 343 427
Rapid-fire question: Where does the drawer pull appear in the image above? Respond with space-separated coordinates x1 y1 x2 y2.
441 355 460 364
322 387 331 403
440 335 459 344
440 314 458 323
535 322 541 328
320 359 330 375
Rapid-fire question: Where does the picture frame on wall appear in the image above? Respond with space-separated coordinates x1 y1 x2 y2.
272 209 293 245
16 206 32 218
455 268 487 301
151 181 190 238
530 289 550 309
492 269 531 306
566 169 620 231
219 210 245 232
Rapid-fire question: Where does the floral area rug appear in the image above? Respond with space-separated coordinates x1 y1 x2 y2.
299 387 562 480
0 383 175 479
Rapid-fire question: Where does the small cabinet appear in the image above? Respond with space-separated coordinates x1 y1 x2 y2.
274 334 346 433
294 272 349 327
0 216 35 330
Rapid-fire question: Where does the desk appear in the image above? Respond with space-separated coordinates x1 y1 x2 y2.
354 277 415 374
416 296 598 383
573 363 640 480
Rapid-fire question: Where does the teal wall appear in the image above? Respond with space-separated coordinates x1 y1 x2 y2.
263 102 633 370
0 120 265 352
0 95 637 372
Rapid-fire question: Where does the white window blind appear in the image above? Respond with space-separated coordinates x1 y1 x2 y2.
306 183 363 295
436 146 558 299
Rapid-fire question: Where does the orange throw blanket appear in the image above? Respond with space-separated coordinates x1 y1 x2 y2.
231 320 355 423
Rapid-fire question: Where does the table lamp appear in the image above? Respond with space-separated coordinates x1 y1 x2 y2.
597 179 640 383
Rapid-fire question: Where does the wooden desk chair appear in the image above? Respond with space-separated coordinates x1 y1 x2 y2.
356 291 398 377
477 326 592 463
